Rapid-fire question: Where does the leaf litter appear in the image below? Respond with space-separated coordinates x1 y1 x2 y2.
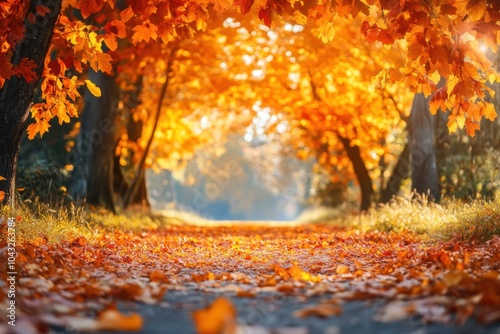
0 223 499 333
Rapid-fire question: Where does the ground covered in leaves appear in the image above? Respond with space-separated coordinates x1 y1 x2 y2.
1 222 500 333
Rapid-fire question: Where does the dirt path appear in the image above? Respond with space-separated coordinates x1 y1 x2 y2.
5 224 500 333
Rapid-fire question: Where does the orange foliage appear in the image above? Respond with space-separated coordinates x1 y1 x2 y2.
1 0 499 140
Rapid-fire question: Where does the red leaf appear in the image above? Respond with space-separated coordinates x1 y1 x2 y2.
234 0 254 14
47 59 61 76
36 5 50 16
259 7 272 27
127 0 147 13
0 53 14 82
13 58 37 83
378 29 394 45
76 0 105 19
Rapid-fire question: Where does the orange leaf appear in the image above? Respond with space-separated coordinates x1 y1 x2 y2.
294 302 342 318
465 119 480 137
429 86 448 114
0 191 4 202
149 270 168 282
132 21 158 44
483 102 497 121
466 0 487 21
192 297 237 334
67 310 143 331
27 120 50 139
336 264 350 274
89 53 113 73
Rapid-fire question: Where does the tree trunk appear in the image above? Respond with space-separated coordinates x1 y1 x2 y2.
408 93 441 202
380 142 410 203
69 70 119 212
336 134 374 211
0 0 62 207
126 118 150 206
123 45 178 208
113 116 151 208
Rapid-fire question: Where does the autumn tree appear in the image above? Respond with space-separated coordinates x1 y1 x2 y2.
0 0 63 206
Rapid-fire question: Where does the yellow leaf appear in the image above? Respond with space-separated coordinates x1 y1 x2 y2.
447 116 458 133
466 0 487 21
429 70 441 85
317 22 336 44
456 114 466 129
293 10 307 25
336 264 350 274
85 79 102 97
196 18 207 31
483 102 497 121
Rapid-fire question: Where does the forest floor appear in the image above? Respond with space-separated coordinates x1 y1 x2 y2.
1 199 500 334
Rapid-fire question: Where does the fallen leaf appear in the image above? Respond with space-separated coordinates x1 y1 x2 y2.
294 302 342 318
192 297 237 334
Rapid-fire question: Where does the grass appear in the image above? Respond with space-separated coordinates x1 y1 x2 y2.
297 193 500 242
0 202 95 244
1 193 499 245
0 202 207 245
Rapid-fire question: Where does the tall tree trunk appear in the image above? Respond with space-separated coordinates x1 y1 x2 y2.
124 116 150 207
113 116 151 207
408 93 441 202
113 75 151 207
336 134 374 211
123 45 178 208
70 70 119 212
380 142 410 203
0 0 62 207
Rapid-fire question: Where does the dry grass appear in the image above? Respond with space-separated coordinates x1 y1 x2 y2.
298 193 500 242
2 193 499 245
0 202 94 244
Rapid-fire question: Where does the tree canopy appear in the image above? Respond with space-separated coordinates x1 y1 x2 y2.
1 0 499 137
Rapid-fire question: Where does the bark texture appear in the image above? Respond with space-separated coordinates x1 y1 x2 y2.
337 134 374 211
380 142 410 203
0 0 62 207
70 70 119 212
408 93 441 202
